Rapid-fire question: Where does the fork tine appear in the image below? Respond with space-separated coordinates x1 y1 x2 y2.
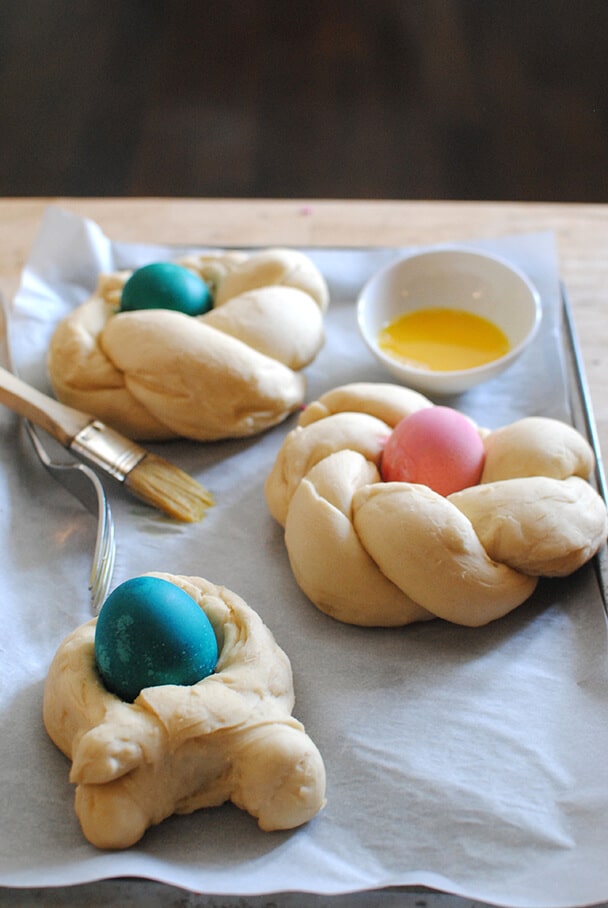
90 494 115 614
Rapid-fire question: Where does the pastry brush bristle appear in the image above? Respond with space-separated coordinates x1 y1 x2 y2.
124 452 214 522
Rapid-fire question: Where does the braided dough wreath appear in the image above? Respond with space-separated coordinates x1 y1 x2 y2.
265 382 608 627
47 248 329 441
43 573 326 849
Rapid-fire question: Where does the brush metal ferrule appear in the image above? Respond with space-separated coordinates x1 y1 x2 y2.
70 421 146 481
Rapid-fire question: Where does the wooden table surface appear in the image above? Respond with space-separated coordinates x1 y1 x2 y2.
0 197 607 907
1 197 606 458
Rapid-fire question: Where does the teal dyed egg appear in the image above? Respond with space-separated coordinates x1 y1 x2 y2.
94 576 219 702
120 262 213 316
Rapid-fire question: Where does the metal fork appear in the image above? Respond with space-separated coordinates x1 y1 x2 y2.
0 293 115 613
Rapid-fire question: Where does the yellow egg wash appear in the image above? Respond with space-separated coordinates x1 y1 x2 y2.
378 307 510 372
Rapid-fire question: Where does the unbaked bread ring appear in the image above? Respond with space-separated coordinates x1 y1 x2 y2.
47 248 329 441
265 382 608 627
43 573 326 849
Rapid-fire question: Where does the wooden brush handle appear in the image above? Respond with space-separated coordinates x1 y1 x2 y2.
0 366 91 446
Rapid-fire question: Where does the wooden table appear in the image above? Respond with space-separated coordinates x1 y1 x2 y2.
1 197 607 457
0 198 607 908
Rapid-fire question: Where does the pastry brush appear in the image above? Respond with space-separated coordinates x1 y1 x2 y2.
0 366 214 522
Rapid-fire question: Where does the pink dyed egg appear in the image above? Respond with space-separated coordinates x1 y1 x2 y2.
380 406 485 496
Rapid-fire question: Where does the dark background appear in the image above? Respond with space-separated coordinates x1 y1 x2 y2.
2 0 608 201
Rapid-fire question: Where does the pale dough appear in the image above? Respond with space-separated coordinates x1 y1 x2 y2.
265 382 608 627
47 248 329 441
43 573 326 849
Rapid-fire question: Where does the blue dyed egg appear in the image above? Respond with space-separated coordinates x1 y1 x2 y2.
94 576 219 702
120 262 213 316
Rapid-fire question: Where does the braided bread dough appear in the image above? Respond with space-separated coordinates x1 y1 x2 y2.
43 573 326 849
265 382 608 627
47 249 329 441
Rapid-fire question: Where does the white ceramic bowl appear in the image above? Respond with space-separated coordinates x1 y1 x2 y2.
357 246 542 395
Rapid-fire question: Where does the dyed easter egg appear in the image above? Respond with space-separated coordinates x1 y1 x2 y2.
94 576 219 702
380 406 485 496
120 262 213 316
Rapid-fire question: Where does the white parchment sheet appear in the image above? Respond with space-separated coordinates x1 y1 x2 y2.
1 206 607 907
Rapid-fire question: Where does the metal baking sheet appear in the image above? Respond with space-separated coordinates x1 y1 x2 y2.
1 208 608 908
560 286 608 606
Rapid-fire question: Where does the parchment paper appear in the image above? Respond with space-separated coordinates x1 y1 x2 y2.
1 206 607 908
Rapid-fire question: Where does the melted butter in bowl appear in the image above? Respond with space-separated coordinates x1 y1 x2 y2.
357 247 541 395
378 306 511 372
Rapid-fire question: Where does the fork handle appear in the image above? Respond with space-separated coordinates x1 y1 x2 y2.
0 366 91 446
